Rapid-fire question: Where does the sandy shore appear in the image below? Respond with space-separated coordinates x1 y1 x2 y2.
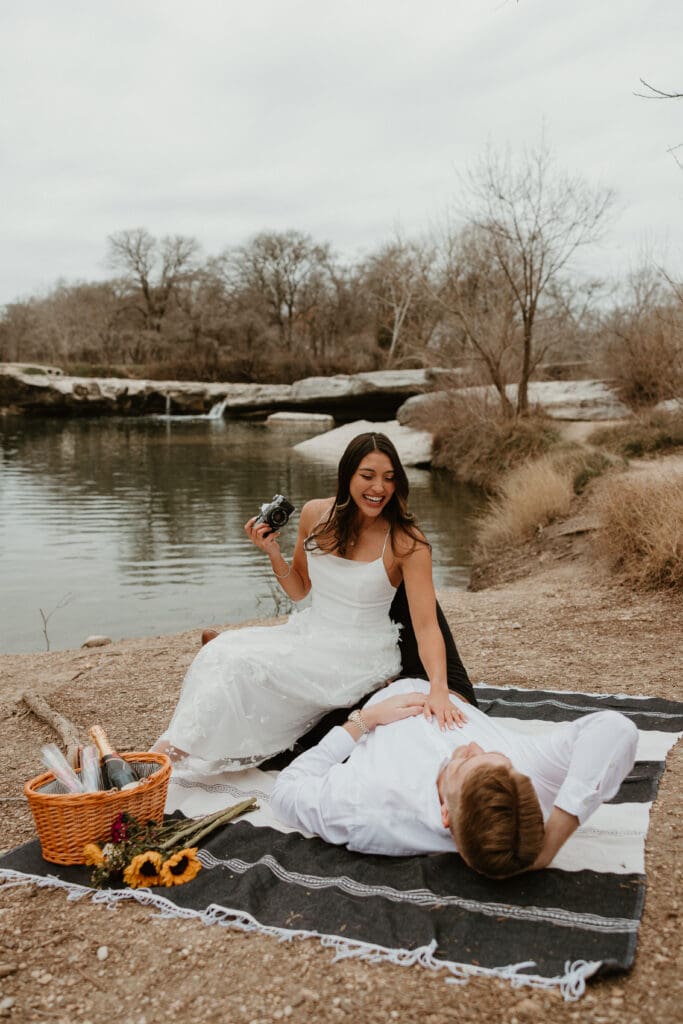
1 541 681 1023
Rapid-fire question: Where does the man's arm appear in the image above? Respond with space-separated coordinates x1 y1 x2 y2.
529 808 579 871
270 692 427 843
552 711 638 826
522 709 638 870
270 727 358 845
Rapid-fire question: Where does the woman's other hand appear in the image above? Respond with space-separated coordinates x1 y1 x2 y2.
244 516 281 555
424 689 467 731
363 692 428 730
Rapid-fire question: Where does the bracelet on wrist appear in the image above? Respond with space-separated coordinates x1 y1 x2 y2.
272 561 291 579
348 709 369 735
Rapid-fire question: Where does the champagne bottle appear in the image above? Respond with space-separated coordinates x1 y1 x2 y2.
89 726 139 791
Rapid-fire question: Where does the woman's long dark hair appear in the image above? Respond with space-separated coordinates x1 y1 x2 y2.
305 432 429 557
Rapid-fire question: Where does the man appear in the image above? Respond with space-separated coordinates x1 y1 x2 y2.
270 678 638 878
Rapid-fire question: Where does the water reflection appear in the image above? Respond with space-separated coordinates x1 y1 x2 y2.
0 418 485 653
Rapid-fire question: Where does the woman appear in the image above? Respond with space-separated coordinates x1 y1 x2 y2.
154 432 466 773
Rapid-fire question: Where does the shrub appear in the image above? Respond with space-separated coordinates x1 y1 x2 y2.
588 408 683 458
404 392 561 490
474 456 575 557
62 363 135 378
547 445 615 494
602 309 682 408
593 471 683 591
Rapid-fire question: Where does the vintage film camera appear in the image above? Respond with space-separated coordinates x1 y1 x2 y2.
253 494 296 535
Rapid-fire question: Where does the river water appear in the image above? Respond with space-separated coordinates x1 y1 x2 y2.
0 417 485 654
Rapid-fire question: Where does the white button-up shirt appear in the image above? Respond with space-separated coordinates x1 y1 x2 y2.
270 678 638 857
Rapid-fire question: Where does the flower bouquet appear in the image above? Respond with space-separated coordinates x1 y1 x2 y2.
83 797 256 889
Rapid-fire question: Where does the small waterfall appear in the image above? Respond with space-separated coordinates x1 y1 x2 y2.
164 392 171 418
207 396 229 420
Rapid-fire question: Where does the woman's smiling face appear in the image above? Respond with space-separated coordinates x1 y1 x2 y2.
349 451 396 518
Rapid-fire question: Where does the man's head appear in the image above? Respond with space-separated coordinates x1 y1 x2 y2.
439 742 544 879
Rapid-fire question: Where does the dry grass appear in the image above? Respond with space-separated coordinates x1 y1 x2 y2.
474 456 575 557
593 470 683 591
404 391 560 490
588 407 683 458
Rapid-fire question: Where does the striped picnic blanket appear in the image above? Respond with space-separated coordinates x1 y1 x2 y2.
2 685 681 1001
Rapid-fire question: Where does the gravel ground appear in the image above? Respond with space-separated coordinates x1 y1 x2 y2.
0 528 681 1024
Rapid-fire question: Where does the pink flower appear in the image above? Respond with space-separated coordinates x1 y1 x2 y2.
111 812 129 843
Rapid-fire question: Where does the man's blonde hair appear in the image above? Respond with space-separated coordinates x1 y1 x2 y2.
448 764 544 879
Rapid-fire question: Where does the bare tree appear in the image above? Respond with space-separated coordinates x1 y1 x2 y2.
364 236 442 367
437 225 519 416
223 230 331 349
107 228 199 335
461 140 614 414
635 79 683 168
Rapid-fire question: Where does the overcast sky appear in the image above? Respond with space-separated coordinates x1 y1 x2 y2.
1 0 682 306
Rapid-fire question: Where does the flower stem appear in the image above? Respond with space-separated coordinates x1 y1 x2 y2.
159 798 257 850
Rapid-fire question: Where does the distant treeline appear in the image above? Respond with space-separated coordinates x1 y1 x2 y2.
2 142 681 413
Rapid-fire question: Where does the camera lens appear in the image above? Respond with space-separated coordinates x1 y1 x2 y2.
270 508 288 527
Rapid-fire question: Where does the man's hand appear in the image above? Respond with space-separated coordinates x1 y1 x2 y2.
423 688 467 731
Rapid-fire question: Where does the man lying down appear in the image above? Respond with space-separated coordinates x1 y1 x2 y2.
270 678 638 878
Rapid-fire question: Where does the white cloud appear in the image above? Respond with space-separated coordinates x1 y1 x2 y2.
1 0 682 302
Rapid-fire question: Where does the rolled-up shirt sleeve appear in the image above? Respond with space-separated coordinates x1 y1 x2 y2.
270 726 361 844
551 711 638 825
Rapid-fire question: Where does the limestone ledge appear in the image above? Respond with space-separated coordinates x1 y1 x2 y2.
0 366 643 425
0 366 459 420
397 380 633 423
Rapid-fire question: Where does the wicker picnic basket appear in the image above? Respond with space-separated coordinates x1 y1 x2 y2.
24 752 172 865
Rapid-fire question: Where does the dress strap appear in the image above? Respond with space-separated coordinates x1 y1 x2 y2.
305 501 335 544
381 526 392 558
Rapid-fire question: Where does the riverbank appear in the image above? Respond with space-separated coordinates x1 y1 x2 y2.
1 539 681 1022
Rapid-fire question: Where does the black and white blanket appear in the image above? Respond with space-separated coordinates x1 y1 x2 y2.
2 685 681 1002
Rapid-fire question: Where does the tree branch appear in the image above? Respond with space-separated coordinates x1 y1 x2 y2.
22 692 82 767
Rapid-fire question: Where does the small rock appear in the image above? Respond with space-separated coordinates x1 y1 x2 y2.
515 997 541 1016
510 622 523 630
96 945 109 961
81 635 112 648
38 972 53 984
0 998 15 1011
0 966 17 979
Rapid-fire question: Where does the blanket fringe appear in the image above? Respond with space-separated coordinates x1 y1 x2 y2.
0 868 600 1001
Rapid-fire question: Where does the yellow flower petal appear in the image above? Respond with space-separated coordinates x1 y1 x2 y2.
123 850 164 889
83 843 105 867
160 847 202 887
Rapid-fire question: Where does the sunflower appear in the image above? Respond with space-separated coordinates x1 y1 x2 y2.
123 850 164 888
159 847 202 887
83 843 105 867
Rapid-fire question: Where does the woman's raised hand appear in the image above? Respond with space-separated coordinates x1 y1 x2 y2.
244 516 281 556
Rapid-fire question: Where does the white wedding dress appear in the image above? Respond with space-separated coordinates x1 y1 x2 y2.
155 541 401 773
